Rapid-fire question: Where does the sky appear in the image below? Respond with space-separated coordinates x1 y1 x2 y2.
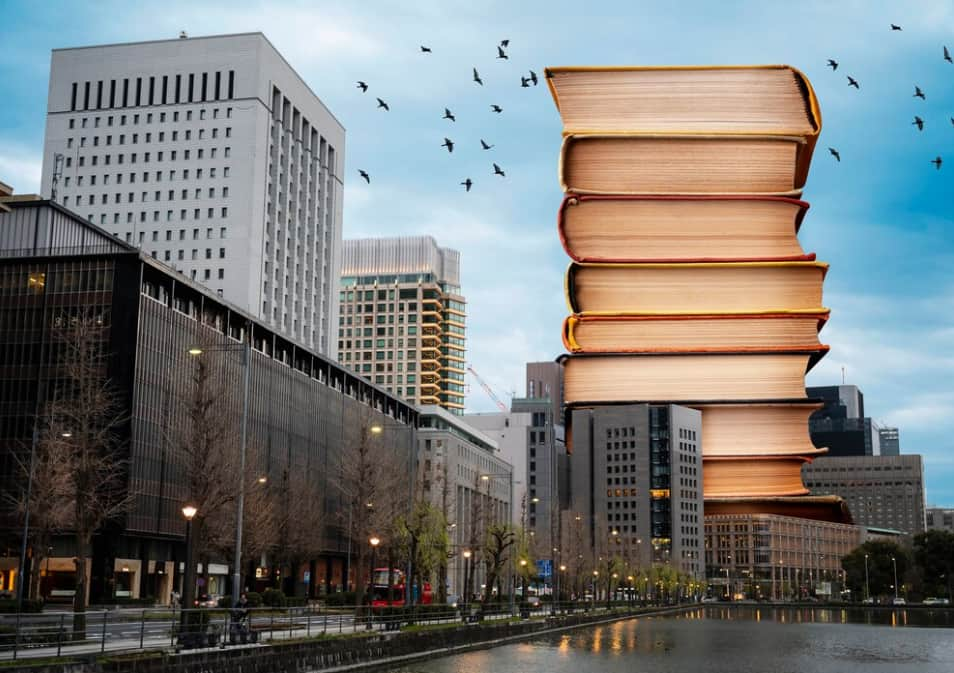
1 0 952 505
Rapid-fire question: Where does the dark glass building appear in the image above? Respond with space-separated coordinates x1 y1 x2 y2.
807 385 881 457
0 199 417 604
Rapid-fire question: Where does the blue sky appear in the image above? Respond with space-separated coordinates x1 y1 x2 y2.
1 0 953 506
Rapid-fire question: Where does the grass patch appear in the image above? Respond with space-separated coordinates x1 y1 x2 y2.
0 657 80 669
266 630 378 646
400 622 464 634
96 650 165 664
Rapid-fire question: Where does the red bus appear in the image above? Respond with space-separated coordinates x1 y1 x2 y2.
370 568 432 607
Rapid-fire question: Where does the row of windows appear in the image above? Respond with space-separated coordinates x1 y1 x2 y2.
67 128 232 149
68 108 233 131
81 207 228 227
69 71 236 112
64 151 232 171
65 190 230 210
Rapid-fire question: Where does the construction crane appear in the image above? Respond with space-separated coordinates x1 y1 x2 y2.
467 366 507 412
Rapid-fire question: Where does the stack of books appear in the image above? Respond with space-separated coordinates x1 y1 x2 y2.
548 65 848 522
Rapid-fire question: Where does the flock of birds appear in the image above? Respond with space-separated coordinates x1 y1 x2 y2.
354 39 539 191
826 23 950 170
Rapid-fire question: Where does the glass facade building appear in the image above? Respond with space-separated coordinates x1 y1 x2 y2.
0 199 417 604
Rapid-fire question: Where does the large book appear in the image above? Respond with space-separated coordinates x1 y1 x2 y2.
703 455 811 497
696 402 827 457
705 495 852 523
563 312 829 354
566 261 827 314
546 65 820 135
559 351 825 406
560 134 809 196
558 194 811 263
547 65 821 194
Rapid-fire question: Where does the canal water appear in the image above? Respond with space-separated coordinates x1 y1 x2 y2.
388 607 954 673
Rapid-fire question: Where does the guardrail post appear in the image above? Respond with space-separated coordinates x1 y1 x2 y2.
57 612 65 657
306 609 311 637
101 609 108 653
140 609 146 649
170 609 177 647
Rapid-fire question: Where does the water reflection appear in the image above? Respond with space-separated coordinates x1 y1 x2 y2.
389 607 954 673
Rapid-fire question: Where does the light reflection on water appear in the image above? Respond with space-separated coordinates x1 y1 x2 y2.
388 607 954 673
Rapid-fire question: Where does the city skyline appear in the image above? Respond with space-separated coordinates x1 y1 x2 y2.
1 0 952 505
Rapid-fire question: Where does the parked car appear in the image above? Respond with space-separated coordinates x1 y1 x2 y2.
197 593 222 608
923 597 950 606
862 597 875 605
446 594 460 608
892 597 906 606
526 596 541 608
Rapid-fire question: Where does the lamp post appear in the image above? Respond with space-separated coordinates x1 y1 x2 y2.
181 505 198 632
864 553 870 603
558 564 567 613
519 558 528 614
891 556 899 601
368 536 380 630
188 332 251 610
462 549 472 604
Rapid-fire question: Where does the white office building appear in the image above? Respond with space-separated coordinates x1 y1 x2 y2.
40 32 344 357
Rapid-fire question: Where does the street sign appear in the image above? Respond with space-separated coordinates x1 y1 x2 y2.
536 559 552 578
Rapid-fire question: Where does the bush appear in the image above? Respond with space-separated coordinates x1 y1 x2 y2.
323 591 357 607
0 599 44 613
108 597 156 606
285 596 307 607
244 591 263 608
262 588 286 607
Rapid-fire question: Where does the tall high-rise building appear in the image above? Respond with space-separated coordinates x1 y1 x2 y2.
807 385 882 457
526 361 564 426
802 455 926 535
338 236 465 413
569 404 704 578
40 33 344 357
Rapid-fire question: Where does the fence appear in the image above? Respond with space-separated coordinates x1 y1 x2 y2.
0 599 656 661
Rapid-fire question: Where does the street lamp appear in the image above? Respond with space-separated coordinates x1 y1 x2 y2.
864 554 870 603
188 335 251 610
368 536 380 630
181 505 198 631
519 558 529 611
891 556 899 601
462 549 472 604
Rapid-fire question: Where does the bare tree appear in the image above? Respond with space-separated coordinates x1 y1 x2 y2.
3 419 72 600
481 523 514 604
270 465 326 596
337 409 407 608
47 312 133 638
174 355 243 599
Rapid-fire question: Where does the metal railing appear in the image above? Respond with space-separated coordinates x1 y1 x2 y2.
0 599 662 661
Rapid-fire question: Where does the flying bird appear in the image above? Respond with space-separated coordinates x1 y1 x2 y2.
529 70 539 86
497 45 508 60
914 86 925 100
356 81 368 92
480 139 494 150
945 46 952 63
443 107 456 122
441 138 454 153
913 116 924 131
376 97 389 110
491 104 503 113
461 178 473 192
828 147 840 162
827 59 838 70
890 23 902 31
500 39 509 47
931 156 943 170
847 76 860 89
473 68 483 85
358 170 370 183
520 76 530 88
493 163 505 177
420 45 432 53
950 117 954 127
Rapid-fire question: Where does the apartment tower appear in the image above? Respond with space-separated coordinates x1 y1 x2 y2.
339 236 466 413
40 33 344 356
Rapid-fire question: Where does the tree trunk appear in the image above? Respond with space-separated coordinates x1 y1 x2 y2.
437 559 447 604
386 548 395 606
72 551 88 639
30 553 45 601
